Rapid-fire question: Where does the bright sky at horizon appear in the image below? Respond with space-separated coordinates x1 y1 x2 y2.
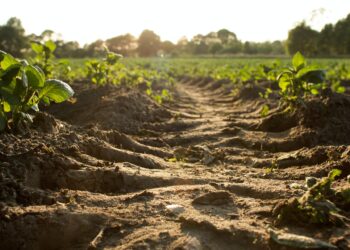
1 0 350 46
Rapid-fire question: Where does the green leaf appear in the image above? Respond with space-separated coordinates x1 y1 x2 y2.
34 65 45 76
146 88 152 96
0 86 20 107
45 40 56 52
279 77 291 92
25 65 45 88
31 42 43 54
161 89 169 97
3 101 11 112
0 64 21 84
21 70 28 88
261 104 269 117
106 51 122 65
0 53 20 70
0 110 7 131
296 65 325 83
328 169 341 181
14 78 27 98
292 52 305 71
335 86 346 93
39 79 74 103
277 70 293 81
41 96 50 105
310 88 319 95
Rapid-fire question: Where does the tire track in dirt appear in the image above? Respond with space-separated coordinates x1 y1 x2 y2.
1 80 349 249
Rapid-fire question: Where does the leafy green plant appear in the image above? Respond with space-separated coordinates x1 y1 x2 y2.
277 52 326 105
259 88 272 117
329 79 346 94
275 169 350 226
55 59 74 82
31 40 57 77
263 159 278 174
0 50 74 132
146 84 172 104
86 47 122 85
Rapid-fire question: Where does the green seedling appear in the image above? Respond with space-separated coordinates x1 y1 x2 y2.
277 52 326 106
264 160 278 174
145 80 172 104
260 104 269 117
259 88 272 117
86 47 122 85
0 50 74 132
153 89 172 104
275 169 350 226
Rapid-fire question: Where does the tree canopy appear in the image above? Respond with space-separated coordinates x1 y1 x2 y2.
0 17 28 57
1 13 350 58
286 14 350 57
137 30 161 57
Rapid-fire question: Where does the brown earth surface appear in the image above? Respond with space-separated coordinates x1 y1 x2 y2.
0 79 349 249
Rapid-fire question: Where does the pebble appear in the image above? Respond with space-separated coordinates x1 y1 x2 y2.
165 204 185 215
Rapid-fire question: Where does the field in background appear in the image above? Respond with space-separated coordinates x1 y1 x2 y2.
1 48 350 249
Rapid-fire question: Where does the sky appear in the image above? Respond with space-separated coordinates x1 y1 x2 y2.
1 0 350 46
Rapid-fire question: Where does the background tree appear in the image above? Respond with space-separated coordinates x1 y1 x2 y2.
332 14 350 55
85 39 105 57
106 34 136 57
176 36 190 55
161 41 176 56
243 42 257 54
0 17 29 57
286 22 319 56
209 43 223 55
317 24 334 56
137 30 161 57
270 40 285 55
55 40 81 58
217 29 237 45
40 29 55 42
221 41 242 54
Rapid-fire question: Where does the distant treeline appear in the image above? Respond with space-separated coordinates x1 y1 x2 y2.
287 14 350 57
1 14 349 58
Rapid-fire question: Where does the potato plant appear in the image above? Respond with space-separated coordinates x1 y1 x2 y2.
146 83 172 104
86 47 122 85
277 52 326 105
0 50 74 132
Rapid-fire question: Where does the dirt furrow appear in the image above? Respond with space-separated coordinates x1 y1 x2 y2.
1 79 349 249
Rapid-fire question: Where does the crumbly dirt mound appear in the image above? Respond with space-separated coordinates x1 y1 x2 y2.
1 79 349 250
0 110 174 207
233 83 266 101
46 83 172 134
257 91 350 146
299 92 350 144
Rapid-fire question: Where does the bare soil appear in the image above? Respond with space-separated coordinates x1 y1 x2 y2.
0 79 349 249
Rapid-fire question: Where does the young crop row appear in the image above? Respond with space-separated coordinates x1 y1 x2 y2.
64 56 350 107
1 39 350 133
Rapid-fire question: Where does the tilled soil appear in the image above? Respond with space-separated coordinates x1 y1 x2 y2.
0 79 349 249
